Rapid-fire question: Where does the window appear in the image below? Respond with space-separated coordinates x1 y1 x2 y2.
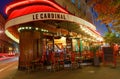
78 0 80 9
71 0 75 4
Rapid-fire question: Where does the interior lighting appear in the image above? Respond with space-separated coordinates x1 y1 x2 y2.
46 30 48 32
26 27 29 29
61 36 66 40
29 27 32 29
41 29 43 31
35 27 39 30
18 27 41 32
41 29 48 32
18 27 21 32
21 27 24 29
45 29 48 32
43 29 45 32
97 37 103 42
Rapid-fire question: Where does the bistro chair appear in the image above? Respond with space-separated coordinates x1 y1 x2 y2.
58 52 64 70
71 52 78 69
31 57 44 71
64 53 71 70
50 52 59 72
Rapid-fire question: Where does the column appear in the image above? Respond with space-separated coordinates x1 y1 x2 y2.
18 24 41 70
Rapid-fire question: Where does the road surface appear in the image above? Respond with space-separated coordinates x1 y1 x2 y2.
0 57 18 79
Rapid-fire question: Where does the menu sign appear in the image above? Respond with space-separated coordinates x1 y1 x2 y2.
102 47 114 63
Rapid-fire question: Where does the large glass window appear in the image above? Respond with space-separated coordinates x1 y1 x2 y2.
71 0 75 4
78 0 80 9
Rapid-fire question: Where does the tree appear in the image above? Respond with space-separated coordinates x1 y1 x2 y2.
104 32 120 45
88 0 120 25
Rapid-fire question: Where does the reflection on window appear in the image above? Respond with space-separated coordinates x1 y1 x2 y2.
71 0 75 4
78 0 80 9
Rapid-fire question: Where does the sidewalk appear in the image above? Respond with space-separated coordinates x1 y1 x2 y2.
4 65 120 79
1 54 120 79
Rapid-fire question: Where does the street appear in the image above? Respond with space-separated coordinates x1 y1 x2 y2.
0 57 18 79
0 57 120 79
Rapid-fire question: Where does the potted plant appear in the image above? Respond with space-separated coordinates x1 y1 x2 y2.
90 45 100 66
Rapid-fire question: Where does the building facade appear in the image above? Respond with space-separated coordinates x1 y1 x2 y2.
5 0 103 70
0 14 16 53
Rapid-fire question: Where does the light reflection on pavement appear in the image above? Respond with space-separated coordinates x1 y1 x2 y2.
0 57 18 79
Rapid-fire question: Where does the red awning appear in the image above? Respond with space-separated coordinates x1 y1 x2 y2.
8 5 64 20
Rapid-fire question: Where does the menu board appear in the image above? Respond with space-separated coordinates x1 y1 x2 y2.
102 47 114 62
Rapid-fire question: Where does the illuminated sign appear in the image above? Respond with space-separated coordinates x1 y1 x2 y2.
5 12 100 43
32 13 66 20
5 12 96 30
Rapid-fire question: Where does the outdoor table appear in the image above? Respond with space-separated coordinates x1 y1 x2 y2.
75 56 83 68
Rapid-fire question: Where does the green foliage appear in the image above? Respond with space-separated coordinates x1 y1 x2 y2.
104 32 120 44
111 0 120 6
89 45 100 53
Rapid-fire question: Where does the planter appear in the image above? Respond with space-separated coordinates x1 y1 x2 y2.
93 56 100 66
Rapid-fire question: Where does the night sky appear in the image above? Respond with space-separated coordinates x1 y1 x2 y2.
0 0 107 35
0 0 13 18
